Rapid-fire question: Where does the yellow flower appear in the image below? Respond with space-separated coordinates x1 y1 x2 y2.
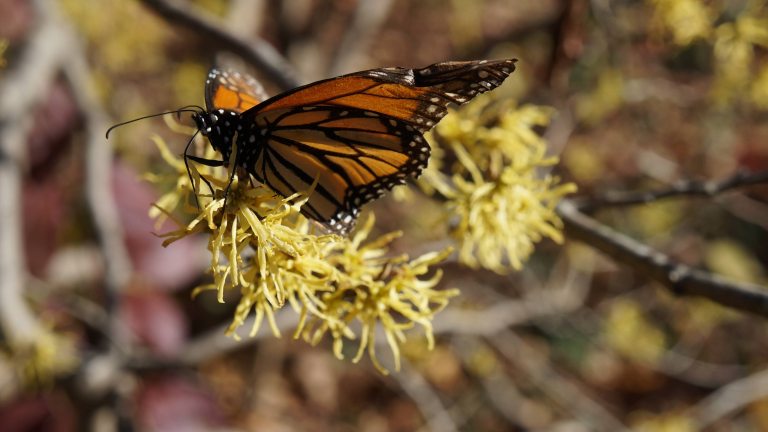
151 133 456 372
647 0 713 45
299 215 458 373
0 39 8 68
2 328 78 386
440 147 574 273
423 97 575 273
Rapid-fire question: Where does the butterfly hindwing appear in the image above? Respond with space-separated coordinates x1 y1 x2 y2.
203 59 517 234
234 105 430 233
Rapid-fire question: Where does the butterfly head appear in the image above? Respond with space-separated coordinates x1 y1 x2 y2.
192 108 239 159
192 110 217 139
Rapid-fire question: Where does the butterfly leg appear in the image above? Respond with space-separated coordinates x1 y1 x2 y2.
184 153 224 208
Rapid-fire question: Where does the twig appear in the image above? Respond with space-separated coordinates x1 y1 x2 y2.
125 310 300 371
60 19 133 350
690 366 768 429
574 169 768 212
140 0 301 90
433 261 588 335
453 336 536 429
554 307 746 388
394 360 460 432
0 0 76 349
490 331 632 432
328 0 395 76
558 199 768 318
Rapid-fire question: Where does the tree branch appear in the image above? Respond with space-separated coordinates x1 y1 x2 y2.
691 366 768 429
573 169 768 212
60 20 133 350
558 199 768 318
488 332 632 432
139 0 301 91
0 0 77 349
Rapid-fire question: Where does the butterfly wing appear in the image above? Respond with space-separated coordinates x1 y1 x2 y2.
205 68 269 113
237 59 517 234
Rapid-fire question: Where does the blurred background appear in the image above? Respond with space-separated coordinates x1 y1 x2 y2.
1 0 768 431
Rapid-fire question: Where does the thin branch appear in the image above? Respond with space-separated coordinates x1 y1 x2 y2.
140 0 301 91
0 0 76 348
490 331 632 432
690 366 768 429
574 169 768 212
124 310 300 371
328 0 395 76
558 199 768 318
394 360 460 432
433 262 588 335
453 336 538 429
60 20 133 350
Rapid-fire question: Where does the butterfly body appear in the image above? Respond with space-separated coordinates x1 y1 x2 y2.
193 59 517 234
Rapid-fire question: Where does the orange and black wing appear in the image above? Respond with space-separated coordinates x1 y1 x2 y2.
205 68 269 114
238 59 517 234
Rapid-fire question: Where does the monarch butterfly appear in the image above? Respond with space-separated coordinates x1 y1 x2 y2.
191 59 517 235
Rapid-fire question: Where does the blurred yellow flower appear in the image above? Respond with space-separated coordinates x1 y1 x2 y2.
0 39 7 68
648 0 768 108
604 299 666 363
648 0 713 45
2 328 78 386
752 64 768 109
632 410 696 432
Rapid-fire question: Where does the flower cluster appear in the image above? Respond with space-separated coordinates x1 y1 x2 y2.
648 0 768 107
421 96 576 273
151 130 456 373
1 327 78 386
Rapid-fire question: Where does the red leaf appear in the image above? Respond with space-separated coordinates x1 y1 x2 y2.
135 376 224 432
120 290 188 357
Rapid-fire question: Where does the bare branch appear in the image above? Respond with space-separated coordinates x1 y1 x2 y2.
690 366 768 429
433 262 589 335
139 0 301 90
558 199 768 318
60 21 133 347
574 169 768 212
328 0 395 76
124 310 300 371
395 360 460 432
489 331 632 432
0 0 77 347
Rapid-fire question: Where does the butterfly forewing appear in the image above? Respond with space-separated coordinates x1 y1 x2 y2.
206 59 517 234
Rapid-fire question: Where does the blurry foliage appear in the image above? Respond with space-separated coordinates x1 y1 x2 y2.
626 199 685 239
59 0 169 84
603 299 667 363
0 38 7 67
632 410 696 432
1 327 78 387
704 238 766 284
2 0 768 430
649 0 768 107
574 67 624 125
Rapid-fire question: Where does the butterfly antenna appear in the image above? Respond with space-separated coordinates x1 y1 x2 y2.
175 105 206 120
105 108 201 139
